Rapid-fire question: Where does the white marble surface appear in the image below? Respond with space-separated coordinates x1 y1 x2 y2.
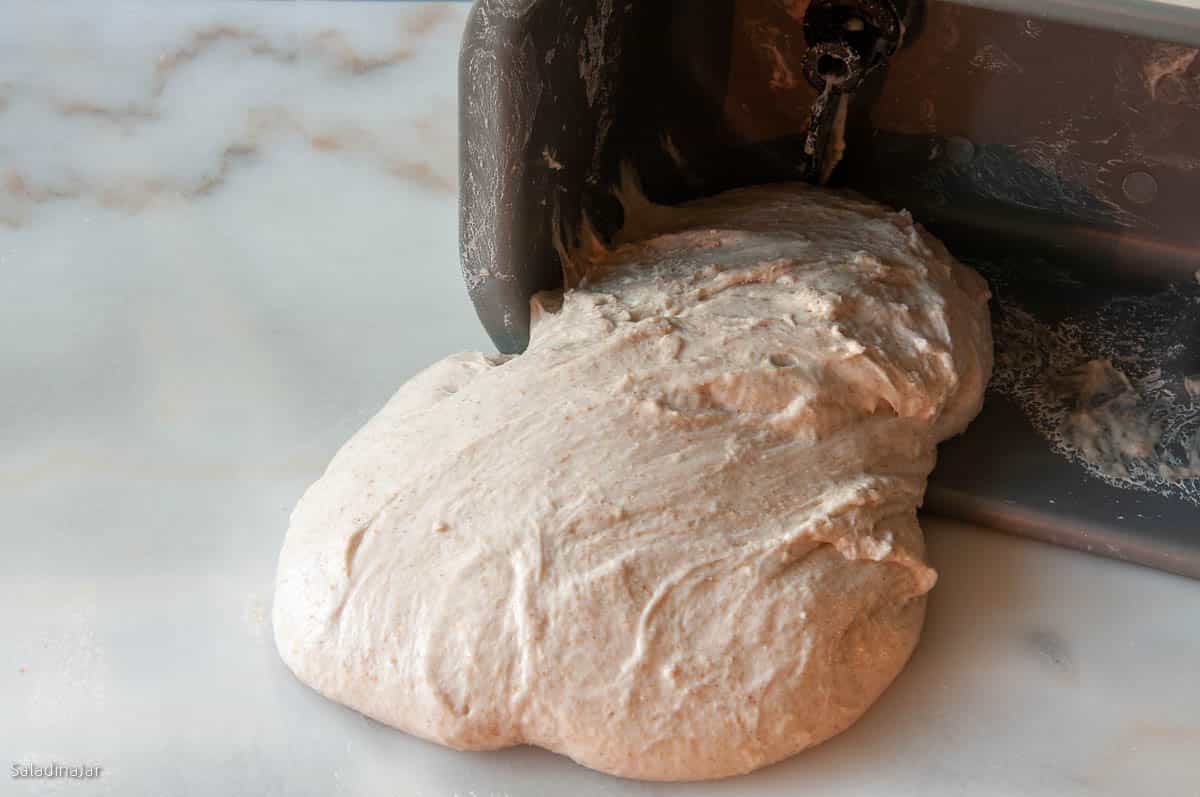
2 3 1198 795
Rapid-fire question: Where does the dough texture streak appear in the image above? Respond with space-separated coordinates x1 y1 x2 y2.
273 183 993 780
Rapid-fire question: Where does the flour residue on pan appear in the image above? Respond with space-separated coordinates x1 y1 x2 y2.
578 0 615 107
985 270 1200 505
1142 43 1199 105
1054 359 1199 482
969 44 1023 75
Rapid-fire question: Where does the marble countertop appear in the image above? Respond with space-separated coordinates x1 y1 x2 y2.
2 3 1197 795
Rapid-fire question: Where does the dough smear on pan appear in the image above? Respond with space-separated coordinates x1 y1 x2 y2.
273 183 993 781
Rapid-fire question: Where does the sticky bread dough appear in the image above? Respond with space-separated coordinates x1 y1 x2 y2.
272 183 993 781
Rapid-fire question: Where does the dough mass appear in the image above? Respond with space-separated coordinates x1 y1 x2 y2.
273 184 993 780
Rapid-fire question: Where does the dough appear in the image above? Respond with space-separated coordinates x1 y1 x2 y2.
273 183 993 780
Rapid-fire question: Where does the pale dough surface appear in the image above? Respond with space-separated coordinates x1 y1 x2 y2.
273 184 993 780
